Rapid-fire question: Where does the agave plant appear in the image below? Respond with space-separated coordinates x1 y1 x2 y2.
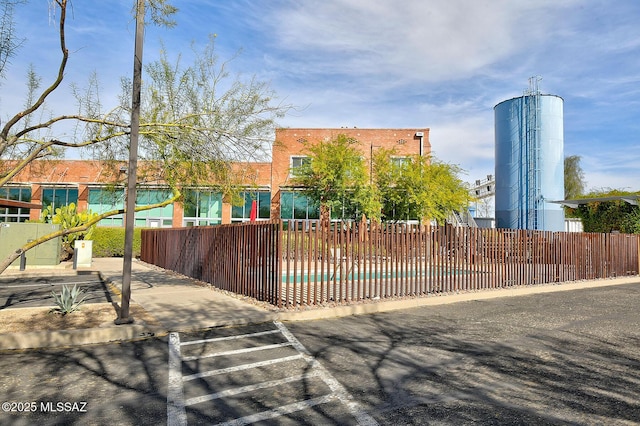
51 284 87 314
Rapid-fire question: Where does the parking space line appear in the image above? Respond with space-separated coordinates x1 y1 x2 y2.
183 354 304 382
168 322 378 426
185 371 322 406
274 321 379 426
180 329 281 346
181 342 293 362
213 394 337 426
167 332 187 426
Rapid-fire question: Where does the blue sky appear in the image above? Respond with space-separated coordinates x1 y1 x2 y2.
3 0 640 192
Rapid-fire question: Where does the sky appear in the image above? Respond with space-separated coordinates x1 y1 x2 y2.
2 0 640 193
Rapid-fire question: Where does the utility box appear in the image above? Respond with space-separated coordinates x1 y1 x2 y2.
0 223 61 267
74 240 93 268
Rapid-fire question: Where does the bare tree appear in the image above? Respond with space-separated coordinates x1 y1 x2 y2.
0 0 26 80
0 0 290 274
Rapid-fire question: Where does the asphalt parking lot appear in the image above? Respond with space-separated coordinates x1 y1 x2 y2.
0 281 639 424
287 282 640 425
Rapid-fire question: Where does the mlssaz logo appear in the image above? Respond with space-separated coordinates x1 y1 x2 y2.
40 401 88 412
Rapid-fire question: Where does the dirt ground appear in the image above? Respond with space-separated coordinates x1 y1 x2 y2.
0 303 162 334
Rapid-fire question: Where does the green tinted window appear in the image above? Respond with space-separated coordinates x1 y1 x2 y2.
280 191 319 220
183 190 222 226
42 188 78 211
0 186 31 222
231 191 271 222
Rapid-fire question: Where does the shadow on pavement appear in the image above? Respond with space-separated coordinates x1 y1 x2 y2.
287 284 640 424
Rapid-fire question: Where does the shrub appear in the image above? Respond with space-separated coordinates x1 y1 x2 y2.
36 203 99 261
51 284 87 314
92 227 143 257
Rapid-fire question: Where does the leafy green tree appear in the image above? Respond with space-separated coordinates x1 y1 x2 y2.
291 134 380 223
293 138 472 226
564 155 585 200
571 189 640 233
628 208 640 234
373 150 471 224
0 1 290 274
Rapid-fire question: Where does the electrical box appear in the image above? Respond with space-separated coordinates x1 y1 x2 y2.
0 223 61 267
74 240 93 268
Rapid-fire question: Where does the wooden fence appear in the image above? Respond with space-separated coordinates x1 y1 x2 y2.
141 220 640 309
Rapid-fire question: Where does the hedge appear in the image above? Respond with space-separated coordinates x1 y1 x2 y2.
91 227 144 258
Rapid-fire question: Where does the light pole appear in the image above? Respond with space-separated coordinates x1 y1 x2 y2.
116 0 144 325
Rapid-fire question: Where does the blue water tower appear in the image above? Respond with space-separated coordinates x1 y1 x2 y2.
494 87 565 231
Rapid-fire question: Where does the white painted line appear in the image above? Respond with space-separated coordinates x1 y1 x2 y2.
183 354 304 382
180 329 281 346
185 370 321 406
167 332 187 426
213 394 337 426
274 321 379 426
181 342 293 362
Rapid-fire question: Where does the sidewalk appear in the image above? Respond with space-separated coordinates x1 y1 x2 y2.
95 257 279 331
1 257 639 350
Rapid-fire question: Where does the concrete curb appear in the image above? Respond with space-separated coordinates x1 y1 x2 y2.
159 314 279 334
0 324 165 351
0 301 166 351
0 268 99 280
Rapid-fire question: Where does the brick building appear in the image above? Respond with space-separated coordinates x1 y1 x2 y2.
0 128 430 226
271 128 429 221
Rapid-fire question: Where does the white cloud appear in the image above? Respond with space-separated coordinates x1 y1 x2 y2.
260 0 578 83
429 115 495 179
3 0 639 193
581 148 640 191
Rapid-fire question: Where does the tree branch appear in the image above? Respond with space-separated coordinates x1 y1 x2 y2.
0 188 181 275
0 141 54 187
1 0 68 141
14 114 129 140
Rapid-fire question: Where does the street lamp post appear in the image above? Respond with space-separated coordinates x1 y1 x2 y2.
115 0 144 325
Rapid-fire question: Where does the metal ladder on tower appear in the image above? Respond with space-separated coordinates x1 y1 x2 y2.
525 76 542 230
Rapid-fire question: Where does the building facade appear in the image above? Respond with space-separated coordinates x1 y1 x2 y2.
271 128 430 221
1 128 430 227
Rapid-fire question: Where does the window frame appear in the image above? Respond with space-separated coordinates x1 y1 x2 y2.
182 189 223 227
0 186 32 223
231 191 272 223
289 155 310 177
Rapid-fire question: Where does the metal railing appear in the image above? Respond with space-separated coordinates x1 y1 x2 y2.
141 221 282 305
141 220 640 309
